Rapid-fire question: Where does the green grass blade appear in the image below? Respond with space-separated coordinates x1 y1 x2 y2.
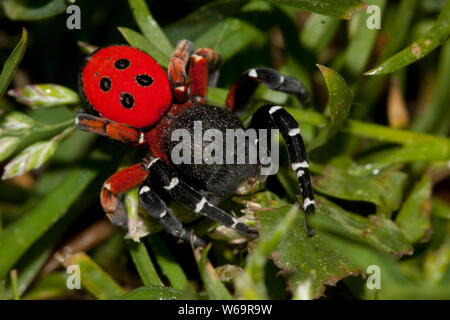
193 18 263 62
163 0 247 43
0 147 112 280
412 39 450 133
147 235 188 290
127 240 163 286
344 0 386 75
432 198 450 220
365 0 450 75
128 0 173 57
65 252 125 300
118 27 170 67
114 285 182 300
0 28 27 98
395 171 432 243
285 107 450 147
300 14 341 55
195 245 232 300
10 270 19 300
266 0 366 19
22 272 68 300
4 173 103 299
1 0 66 21
358 142 450 168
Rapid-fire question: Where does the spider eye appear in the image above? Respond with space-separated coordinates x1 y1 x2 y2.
120 92 134 109
99 77 112 92
114 58 130 70
135 74 153 87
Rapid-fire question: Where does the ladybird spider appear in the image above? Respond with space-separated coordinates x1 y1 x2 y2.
75 40 315 247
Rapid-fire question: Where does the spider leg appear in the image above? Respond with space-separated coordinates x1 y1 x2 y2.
75 113 145 146
100 164 149 228
168 40 194 103
226 67 312 112
188 47 222 104
249 105 315 236
143 156 258 239
138 185 206 247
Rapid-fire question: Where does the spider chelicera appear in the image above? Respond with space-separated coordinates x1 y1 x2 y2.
75 40 315 247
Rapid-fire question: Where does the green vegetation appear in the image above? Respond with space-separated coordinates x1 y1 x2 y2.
0 0 449 300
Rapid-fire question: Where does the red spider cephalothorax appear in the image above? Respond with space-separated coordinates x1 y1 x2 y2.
76 40 315 247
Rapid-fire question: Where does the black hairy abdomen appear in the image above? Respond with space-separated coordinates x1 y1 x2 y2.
164 105 258 198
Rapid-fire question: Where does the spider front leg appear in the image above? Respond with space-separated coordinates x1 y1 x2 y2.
226 68 312 112
138 185 206 247
188 47 221 104
144 156 259 239
75 113 145 146
168 40 194 103
249 105 315 236
100 164 149 228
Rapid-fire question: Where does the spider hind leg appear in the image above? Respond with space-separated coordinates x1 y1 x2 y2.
249 105 316 236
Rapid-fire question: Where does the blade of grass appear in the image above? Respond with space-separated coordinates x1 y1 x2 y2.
22 272 69 300
0 144 118 280
147 234 188 290
300 13 341 55
353 0 419 119
114 285 182 300
266 0 366 19
411 39 450 133
118 27 170 67
194 245 232 300
2 0 66 21
127 240 163 286
357 142 450 168
128 0 173 57
285 107 450 148
10 270 19 300
432 198 450 220
163 0 247 43
395 170 432 243
344 0 386 76
3 171 106 299
365 0 450 75
0 28 27 98
64 252 125 300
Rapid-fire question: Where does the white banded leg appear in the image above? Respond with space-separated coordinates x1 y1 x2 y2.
145 156 258 239
138 185 205 247
226 67 312 112
250 105 316 236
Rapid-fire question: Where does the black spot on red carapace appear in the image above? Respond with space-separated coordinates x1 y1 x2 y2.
100 77 112 92
114 58 130 70
135 74 153 87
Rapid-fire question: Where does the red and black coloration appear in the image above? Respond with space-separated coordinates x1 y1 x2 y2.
76 40 314 247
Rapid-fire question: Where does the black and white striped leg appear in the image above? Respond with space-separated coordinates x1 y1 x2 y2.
144 157 259 239
226 67 312 112
249 105 316 236
138 185 206 247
